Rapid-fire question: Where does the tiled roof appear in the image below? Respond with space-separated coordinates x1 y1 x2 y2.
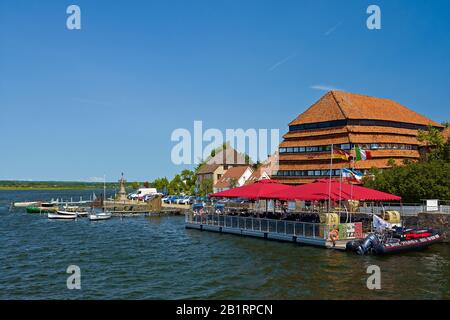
245 168 270 185
281 133 422 147
278 158 407 171
280 136 350 147
214 166 252 189
283 125 421 140
206 146 248 166
197 145 249 174
283 127 349 139
197 164 221 175
348 133 420 145
289 91 443 128
279 149 420 161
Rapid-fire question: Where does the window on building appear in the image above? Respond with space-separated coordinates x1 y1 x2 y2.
340 144 351 150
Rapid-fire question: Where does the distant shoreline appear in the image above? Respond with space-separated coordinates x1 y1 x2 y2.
0 186 110 191
0 181 123 191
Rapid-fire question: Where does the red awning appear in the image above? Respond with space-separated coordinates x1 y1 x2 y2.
209 179 293 200
263 179 401 201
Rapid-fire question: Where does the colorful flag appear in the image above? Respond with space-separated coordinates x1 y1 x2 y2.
352 170 363 182
333 148 351 161
342 168 353 179
373 214 392 231
355 147 372 161
342 168 363 182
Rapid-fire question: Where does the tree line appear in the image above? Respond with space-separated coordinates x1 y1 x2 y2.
364 124 450 203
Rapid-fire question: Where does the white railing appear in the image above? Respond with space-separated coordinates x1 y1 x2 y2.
358 201 450 216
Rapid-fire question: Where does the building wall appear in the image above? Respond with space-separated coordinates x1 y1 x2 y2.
237 167 253 187
275 125 425 184
196 166 226 186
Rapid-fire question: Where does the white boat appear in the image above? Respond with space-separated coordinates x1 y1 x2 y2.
89 212 112 221
13 201 39 208
48 212 77 220
88 175 112 221
57 210 87 217
59 206 88 217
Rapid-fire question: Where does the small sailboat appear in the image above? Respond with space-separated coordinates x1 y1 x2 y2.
89 175 112 221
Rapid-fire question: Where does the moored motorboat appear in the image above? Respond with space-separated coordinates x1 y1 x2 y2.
26 205 58 214
59 206 88 217
14 201 39 208
48 212 77 220
346 228 441 255
89 212 112 221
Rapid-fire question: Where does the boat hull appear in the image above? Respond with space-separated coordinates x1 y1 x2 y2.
373 233 441 254
26 206 58 214
347 230 442 255
48 212 77 220
89 213 112 221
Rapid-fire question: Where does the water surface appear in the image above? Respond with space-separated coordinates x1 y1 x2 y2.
0 190 449 299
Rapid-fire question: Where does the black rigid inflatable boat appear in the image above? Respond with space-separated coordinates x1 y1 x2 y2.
346 227 441 255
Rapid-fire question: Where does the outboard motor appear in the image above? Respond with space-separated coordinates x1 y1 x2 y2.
356 234 379 255
346 239 363 252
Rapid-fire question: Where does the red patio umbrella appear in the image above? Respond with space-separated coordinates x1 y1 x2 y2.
209 179 294 200
263 179 401 202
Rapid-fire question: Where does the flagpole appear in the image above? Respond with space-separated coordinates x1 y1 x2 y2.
351 146 355 200
339 169 342 211
328 143 333 212
350 146 356 223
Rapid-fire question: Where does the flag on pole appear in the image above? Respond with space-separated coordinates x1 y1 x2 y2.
373 214 392 231
342 168 353 179
342 168 364 182
333 148 351 161
355 147 372 160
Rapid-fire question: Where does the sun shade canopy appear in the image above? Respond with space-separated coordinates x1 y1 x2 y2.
263 179 402 201
211 179 401 202
209 179 293 200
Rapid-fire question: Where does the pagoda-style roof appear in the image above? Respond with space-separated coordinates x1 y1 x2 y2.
289 91 443 128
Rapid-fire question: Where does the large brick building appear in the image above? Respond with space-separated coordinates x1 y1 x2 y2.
274 91 444 184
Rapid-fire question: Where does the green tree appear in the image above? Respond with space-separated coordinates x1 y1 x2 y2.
364 160 450 202
131 182 140 190
151 177 169 193
417 124 446 161
198 178 213 196
168 174 184 195
229 178 238 189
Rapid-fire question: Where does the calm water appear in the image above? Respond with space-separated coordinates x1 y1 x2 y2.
0 189 449 300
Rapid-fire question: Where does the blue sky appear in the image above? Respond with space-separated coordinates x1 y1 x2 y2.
1 0 449 182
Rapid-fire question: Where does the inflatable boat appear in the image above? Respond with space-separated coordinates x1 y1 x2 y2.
346 228 441 255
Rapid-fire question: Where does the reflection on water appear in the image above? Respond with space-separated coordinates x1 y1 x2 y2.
0 190 449 299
